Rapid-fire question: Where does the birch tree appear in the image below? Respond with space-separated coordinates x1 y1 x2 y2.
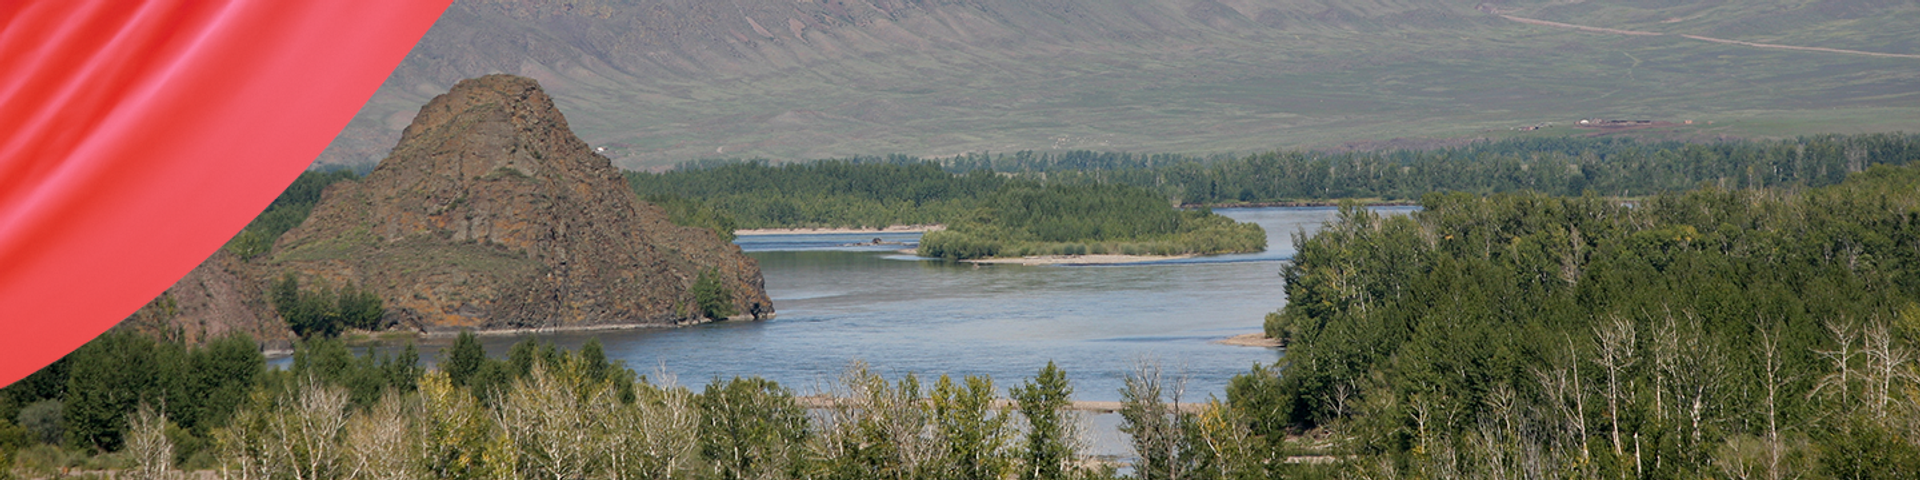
126 403 176 480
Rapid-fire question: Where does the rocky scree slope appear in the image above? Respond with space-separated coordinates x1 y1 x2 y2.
117 249 294 349
269 74 771 332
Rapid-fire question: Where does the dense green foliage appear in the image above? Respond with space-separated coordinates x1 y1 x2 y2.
636 135 1920 234
639 156 1271 260
628 161 1004 229
0 331 262 464
226 169 360 259
920 184 1265 260
1230 165 1920 478
644 194 741 242
18 134 1920 478
286 339 422 408
693 269 738 320
441 332 490 389
6 332 1212 480
1119 363 1193 480
697 377 809 480
1040 134 1920 204
929 374 1011 480
1011 362 1074 480
271 273 385 339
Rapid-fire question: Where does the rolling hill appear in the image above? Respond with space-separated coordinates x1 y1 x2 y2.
315 0 1920 169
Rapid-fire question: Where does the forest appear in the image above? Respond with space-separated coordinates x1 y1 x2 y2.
8 135 1920 479
631 134 1920 231
224 168 360 260
1234 164 1920 479
0 332 1241 480
629 162 1266 259
626 161 1005 229
918 184 1266 260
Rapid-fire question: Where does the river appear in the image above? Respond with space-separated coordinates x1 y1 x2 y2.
399 207 1416 400
317 206 1412 456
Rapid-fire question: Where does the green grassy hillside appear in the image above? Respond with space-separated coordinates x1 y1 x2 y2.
318 0 1920 168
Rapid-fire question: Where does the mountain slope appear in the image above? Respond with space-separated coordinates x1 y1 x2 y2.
278 74 772 331
316 0 1920 168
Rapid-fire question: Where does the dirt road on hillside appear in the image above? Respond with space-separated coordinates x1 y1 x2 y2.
1500 14 1920 60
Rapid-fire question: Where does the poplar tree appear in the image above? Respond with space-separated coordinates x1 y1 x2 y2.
1011 362 1074 480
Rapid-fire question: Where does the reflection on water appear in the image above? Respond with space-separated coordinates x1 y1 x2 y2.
317 206 1415 456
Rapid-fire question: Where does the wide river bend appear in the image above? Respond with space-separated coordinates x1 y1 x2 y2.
399 207 1419 400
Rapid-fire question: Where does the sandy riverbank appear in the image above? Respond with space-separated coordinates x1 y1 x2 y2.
735 224 945 235
886 250 1199 266
796 395 1207 413
963 254 1197 266
1215 332 1282 348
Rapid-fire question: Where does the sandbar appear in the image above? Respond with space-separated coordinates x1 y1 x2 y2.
1215 332 1282 348
735 224 945 235
796 395 1206 413
963 254 1196 266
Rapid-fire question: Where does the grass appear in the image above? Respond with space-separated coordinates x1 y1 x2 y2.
273 226 376 262
322 2 1920 169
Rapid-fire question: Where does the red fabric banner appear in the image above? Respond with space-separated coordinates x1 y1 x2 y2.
0 1 452 386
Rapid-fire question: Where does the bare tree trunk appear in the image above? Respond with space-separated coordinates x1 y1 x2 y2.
1652 311 1678 426
1534 335 1591 467
272 380 350 480
126 404 175 480
1861 321 1913 421
1594 316 1637 459
1812 320 1860 407
498 364 601 480
1120 359 1189 480
819 361 942 480
1571 336 1590 466
1757 329 1786 480
1657 310 1725 467
342 393 419 480
608 378 699 480
215 404 271 480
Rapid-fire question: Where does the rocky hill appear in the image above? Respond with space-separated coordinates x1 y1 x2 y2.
128 75 772 341
117 250 295 350
275 74 771 332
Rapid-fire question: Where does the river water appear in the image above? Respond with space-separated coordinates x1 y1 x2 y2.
319 206 1411 456
405 207 1417 402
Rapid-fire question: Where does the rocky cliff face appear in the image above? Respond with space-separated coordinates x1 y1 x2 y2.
269 74 771 332
118 250 294 350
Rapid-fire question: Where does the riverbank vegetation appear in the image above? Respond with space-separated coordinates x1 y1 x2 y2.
1234 164 1920 479
981 133 1920 204
3 333 1274 480
630 133 1920 231
11 163 1920 479
627 161 1003 229
629 162 1267 259
225 168 362 260
918 184 1265 260
271 273 385 339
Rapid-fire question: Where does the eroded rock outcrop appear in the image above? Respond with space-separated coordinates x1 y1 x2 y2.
118 250 294 350
269 74 771 332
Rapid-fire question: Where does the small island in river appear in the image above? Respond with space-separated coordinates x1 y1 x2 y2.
917 184 1267 261
962 253 1198 266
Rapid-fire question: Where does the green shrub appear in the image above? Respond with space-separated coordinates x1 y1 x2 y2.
272 273 385 338
693 269 737 320
11 444 75 478
1817 417 1920 480
696 377 808 480
15 400 60 446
